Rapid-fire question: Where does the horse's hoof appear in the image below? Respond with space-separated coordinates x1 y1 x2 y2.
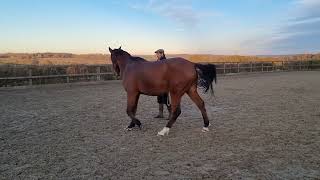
157 127 170 136
125 127 132 131
202 127 210 132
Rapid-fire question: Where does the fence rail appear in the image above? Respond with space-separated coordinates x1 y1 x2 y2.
0 60 319 87
0 73 113 80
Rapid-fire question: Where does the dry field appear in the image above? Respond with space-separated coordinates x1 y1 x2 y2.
0 71 319 179
1 53 320 65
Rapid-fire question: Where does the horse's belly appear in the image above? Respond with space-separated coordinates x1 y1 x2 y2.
138 79 168 96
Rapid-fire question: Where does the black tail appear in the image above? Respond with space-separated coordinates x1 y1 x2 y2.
195 63 217 94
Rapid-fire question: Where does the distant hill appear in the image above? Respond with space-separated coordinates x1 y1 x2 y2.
0 52 319 65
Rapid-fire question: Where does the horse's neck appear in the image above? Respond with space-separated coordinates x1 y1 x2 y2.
118 55 146 73
117 56 131 77
131 56 147 62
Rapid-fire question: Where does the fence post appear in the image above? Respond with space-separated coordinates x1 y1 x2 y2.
261 63 264 72
299 61 302 71
250 62 253 72
96 67 101 81
272 62 274 71
66 76 70 83
282 61 284 71
237 63 240 73
223 63 226 74
28 69 32 86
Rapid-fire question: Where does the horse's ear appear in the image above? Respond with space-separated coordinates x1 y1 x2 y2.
119 46 122 50
109 47 113 53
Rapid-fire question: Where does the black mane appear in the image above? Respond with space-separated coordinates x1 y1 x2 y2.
131 56 147 62
112 48 147 62
112 49 130 56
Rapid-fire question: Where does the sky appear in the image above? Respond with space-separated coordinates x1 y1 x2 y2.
0 0 319 55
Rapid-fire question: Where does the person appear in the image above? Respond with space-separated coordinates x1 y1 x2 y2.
154 49 171 119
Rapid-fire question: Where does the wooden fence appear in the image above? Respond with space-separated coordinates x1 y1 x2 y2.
214 61 318 74
0 61 319 87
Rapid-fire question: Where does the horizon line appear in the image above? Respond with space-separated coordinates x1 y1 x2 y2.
1 51 319 56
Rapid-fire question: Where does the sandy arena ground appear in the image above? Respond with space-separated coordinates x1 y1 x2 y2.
0 71 319 179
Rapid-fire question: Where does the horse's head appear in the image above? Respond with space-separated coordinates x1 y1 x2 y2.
108 46 128 76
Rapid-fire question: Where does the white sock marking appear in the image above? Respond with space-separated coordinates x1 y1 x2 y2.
157 127 170 136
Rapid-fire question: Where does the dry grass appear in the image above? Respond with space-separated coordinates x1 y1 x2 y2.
1 53 320 65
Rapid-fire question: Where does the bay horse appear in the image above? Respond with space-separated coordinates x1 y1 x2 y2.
109 47 217 136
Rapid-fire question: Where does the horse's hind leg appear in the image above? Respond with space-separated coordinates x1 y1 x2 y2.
126 92 141 130
157 93 182 136
187 85 210 132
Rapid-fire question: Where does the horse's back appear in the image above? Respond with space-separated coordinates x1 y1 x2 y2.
131 57 194 73
165 57 196 77
166 57 193 64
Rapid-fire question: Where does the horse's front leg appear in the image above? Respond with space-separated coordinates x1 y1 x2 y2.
126 92 141 131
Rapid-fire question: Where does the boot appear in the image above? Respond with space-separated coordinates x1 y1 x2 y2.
154 104 164 118
166 105 172 120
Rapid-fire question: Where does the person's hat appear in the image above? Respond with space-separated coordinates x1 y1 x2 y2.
154 49 164 53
